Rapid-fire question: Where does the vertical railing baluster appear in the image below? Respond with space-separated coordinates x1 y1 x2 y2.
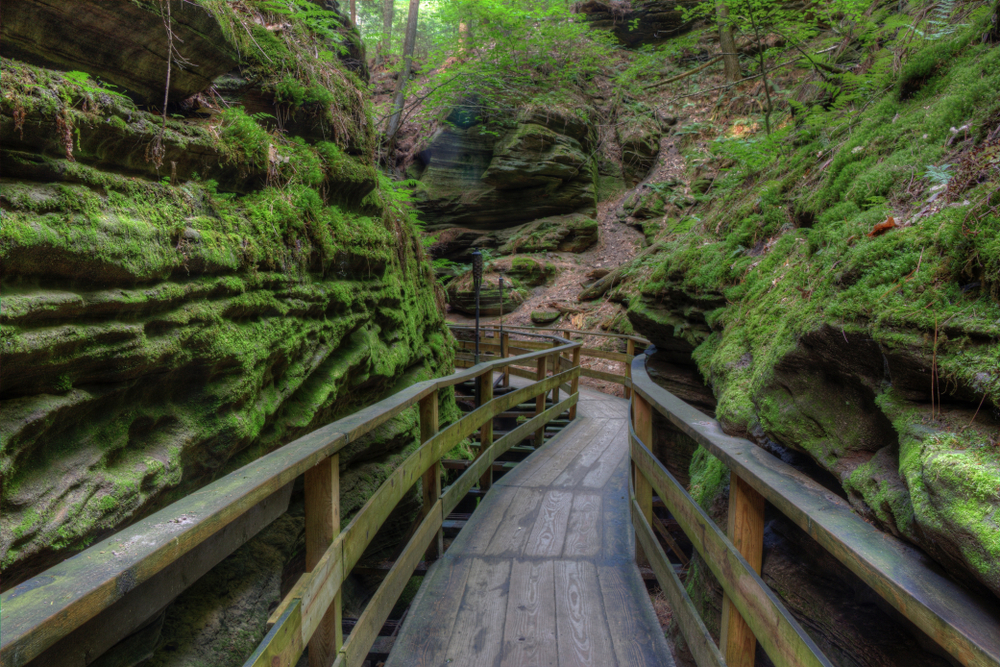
720 472 766 667
478 370 494 491
304 454 341 666
632 392 653 567
419 391 442 559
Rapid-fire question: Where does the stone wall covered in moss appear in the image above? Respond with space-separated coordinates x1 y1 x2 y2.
0 0 451 594
620 11 1000 663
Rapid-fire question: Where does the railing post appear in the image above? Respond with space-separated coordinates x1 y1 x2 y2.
477 370 494 490
501 332 510 387
534 354 547 447
419 391 442 559
632 392 653 567
550 340 560 406
304 454 341 667
625 338 635 399
720 472 766 667
568 345 581 420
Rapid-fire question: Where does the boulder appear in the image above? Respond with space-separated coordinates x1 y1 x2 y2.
618 114 661 185
498 213 600 254
0 0 237 103
531 310 562 325
416 106 597 230
576 0 697 47
447 265 529 316
507 256 558 287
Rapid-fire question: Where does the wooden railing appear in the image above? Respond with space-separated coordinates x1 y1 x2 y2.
628 353 1000 667
0 330 581 667
452 324 648 399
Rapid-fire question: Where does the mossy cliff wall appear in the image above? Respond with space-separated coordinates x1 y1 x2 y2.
621 12 1000 667
0 0 451 594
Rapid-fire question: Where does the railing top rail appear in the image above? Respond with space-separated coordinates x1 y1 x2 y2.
0 333 581 667
448 323 650 345
629 355 1000 667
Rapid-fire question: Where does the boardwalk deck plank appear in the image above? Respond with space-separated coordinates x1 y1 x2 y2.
384 386 675 667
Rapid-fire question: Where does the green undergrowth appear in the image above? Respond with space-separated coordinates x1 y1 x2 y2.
637 15 1000 432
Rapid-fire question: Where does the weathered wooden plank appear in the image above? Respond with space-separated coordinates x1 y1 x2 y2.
0 425 346 667
630 355 1000 667
598 564 668 667
569 346 582 420
630 427 833 667
485 490 545 557
465 323 650 345
563 494 602 558
625 339 635 399
555 560 616 667
478 371 494 490
340 500 443 667
632 499 725 667
305 455 341 667
452 394 578 494
449 486 518 555
300 533 345 647
581 367 630 385
243 599 304 667
633 393 654 568
524 491 573 557
500 559 557 667
520 418 606 487
419 392 442 560
580 347 631 363
444 558 511 667
721 471 766 667
554 418 625 489
534 355 548 446
652 514 690 567
382 557 474 667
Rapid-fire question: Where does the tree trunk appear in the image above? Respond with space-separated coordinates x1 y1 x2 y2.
381 0 394 56
458 21 469 60
350 0 356 26
385 0 419 153
717 3 741 83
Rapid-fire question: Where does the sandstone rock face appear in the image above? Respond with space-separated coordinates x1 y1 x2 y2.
618 114 662 185
427 214 599 262
415 107 597 230
0 0 450 606
577 0 697 47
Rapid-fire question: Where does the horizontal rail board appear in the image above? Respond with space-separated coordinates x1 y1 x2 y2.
461 324 650 345
340 501 443 667
630 356 1000 667
630 426 832 667
581 367 630 385
580 347 631 363
2 332 580 667
632 499 724 667
244 600 304 667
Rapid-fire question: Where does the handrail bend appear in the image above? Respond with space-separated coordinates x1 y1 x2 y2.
628 353 1000 667
0 331 581 667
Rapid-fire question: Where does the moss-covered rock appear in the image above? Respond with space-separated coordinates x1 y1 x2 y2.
507 256 558 287
0 1 451 606
446 265 529 316
531 310 561 325
415 106 597 230
617 111 661 185
629 21 1000 603
498 213 599 254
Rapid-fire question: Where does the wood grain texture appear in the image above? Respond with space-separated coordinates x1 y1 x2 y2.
304 455 340 667
632 499 724 667
629 426 832 667
500 559 557 667
563 494 602 558
485 490 544 557
444 558 511 667
524 490 573 557
599 564 668 667
555 560 616 667
721 471 766 667
630 354 1000 667
633 394 654 569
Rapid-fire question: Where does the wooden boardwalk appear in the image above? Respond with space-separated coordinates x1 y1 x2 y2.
385 386 675 667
